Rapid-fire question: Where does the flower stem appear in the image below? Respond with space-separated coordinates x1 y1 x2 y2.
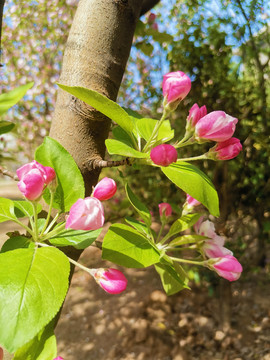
169 256 206 266
31 201 39 241
41 223 66 241
40 190 55 236
176 154 208 162
68 257 94 275
175 136 196 148
143 110 169 153
43 213 60 235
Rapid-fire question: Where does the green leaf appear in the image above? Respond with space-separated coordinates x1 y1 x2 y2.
0 121 15 135
146 28 174 43
112 126 136 148
155 261 188 295
125 216 154 238
0 197 18 223
136 118 174 143
14 200 42 219
0 82 34 116
162 161 219 216
169 234 207 247
0 247 70 353
105 139 149 158
49 228 102 249
102 223 160 268
1 236 34 253
135 41 154 56
163 213 202 241
35 137 85 212
125 183 151 226
57 84 134 134
13 322 57 360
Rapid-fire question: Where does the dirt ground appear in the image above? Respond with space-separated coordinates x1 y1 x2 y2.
1 182 270 360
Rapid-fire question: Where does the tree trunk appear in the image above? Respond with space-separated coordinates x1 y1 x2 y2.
50 0 146 195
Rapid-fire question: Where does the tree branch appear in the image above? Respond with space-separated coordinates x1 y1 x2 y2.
0 166 18 181
86 157 131 170
140 0 160 16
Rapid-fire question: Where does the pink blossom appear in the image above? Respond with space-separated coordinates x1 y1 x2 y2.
195 111 238 142
186 103 207 128
162 71 191 104
16 160 56 201
212 255 243 281
150 144 177 167
53 357 64 360
182 194 201 215
202 241 232 259
195 219 225 246
93 268 127 294
93 177 117 201
186 194 201 208
148 13 156 23
159 202 172 217
208 137 242 160
65 197 104 231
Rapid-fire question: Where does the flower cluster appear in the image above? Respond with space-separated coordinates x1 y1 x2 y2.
16 161 127 294
195 217 242 281
150 70 242 168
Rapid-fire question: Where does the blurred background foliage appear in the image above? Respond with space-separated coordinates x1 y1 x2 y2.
1 0 270 265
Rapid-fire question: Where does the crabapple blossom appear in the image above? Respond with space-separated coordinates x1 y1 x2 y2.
194 218 225 246
186 103 207 129
212 255 243 281
150 144 177 167
93 268 127 294
65 197 104 231
93 177 117 201
17 160 56 201
202 240 232 259
207 137 242 160
195 111 238 142
159 202 172 217
162 71 191 109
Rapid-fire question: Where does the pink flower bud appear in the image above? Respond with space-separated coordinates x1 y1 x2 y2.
195 111 238 142
208 137 242 160
182 194 201 215
17 160 56 185
151 23 159 31
186 103 207 128
16 160 56 201
93 268 127 294
202 241 232 259
212 255 243 281
53 357 64 360
150 144 177 167
159 202 172 217
65 197 104 231
148 12 156 23
162 71 191 105
93 177 117 201
186 194 201 207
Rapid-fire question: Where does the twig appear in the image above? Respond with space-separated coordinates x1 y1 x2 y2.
0 166 18 181
86 158 131 170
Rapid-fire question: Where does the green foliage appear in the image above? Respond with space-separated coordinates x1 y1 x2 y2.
162 162 219 216
125 183 152 227
155 261 188 296
102 223 160 268
13 323 57 360
0 247 70 353
57 84 134 135
35 137 85 212
0 82 34 116
49 228 102 249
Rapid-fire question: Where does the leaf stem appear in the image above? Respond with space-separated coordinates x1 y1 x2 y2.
31 201 39 241
41 223 66 241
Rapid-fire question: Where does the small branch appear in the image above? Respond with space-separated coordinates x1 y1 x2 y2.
140 0 160 16
0 166 18 181
86 158 131 170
